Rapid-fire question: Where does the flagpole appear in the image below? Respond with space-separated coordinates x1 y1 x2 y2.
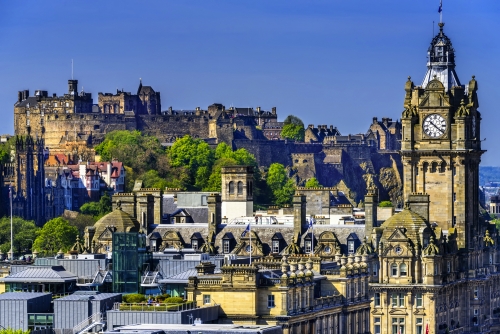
311 216 314 256
10 185 13 261
249 221 252 265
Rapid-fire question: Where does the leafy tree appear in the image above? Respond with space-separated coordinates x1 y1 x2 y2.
267 163 288 192
66 214 95 236
168 135 215 189
0 138 14 164
266 163 295 205
142 170 168 189
95 130 167 176
379 200 393 207
0 217 39 255
281 115 305 141
305 177 322 188
33 217 78 256
80 193 112 221
204 157 237 192
274 179 296 206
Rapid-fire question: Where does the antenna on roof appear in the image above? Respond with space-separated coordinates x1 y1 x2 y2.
71 59 74 80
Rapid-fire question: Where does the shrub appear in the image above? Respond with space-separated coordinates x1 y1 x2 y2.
155 294 170 302
378 201 393 207
123 293 146 303
165 296 184 304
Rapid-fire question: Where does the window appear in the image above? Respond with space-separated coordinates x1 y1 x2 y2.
453 192 456 202
305 240 312 253
373 263 378 276
228 181 234 194
246 245 253 253
416 318 423 334
374 317 381 334
392 318 405 334
237 181 243 194
192 239 198 250
54 102 58 107
267 295 275 308
348 241 355 254
416 293 423 307
391 263 398 276
65 102 69 107
392 293 405 307
400 263 407 276
223 240 230 254
203 295 211 305
272 240 280 253
447 261 451 273
474 287 479 299
374 293 381 307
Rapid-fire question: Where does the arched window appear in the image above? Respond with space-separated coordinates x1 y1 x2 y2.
237 181 243 194
440 161 447 173
431 162 438 173
228 181 234 194
391 263 398 276
400 263 407 276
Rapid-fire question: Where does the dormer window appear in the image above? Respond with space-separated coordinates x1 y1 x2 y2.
272 240 280 253
192 239 198 250
348 241 355 254
223 240 230 253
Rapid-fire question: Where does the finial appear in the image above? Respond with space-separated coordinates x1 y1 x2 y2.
407 76 411 81
139 78 142 84
472 75 475 80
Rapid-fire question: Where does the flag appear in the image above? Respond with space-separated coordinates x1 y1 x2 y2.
438 0 442 13
241 223 250 237
308 217 314 229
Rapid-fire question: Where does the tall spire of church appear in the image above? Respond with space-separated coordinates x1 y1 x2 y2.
421 22 461 92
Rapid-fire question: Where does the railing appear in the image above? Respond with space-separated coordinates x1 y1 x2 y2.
114 302 197 312
72 312 102 334
77 269 110 286
141 264 163 286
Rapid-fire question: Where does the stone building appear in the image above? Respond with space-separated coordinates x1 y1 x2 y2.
365 22 500 334
367 117 402 151
97 80 161 115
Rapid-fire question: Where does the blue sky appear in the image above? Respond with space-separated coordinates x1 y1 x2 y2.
1 1 499 165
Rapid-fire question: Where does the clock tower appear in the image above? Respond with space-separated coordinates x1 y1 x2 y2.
400 22 483 250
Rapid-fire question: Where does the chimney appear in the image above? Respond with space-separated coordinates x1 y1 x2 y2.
271 107 276 115
373 117 378 124
208 193 222 237
364 188 378 238
17 91 22 103
407 193 430 222
293 194 307 241
196 262 216 275
257 106 261 112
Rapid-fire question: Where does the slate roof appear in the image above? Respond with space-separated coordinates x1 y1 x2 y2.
3 266 78 283
56 292 121 301
0 292 51 300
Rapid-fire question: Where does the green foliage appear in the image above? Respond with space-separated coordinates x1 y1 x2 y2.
204 157 237 192
123 293 147 303
154 294 171 301
165 296 184 303
168 135 215 189
379 200 393 207
0 329 31 334
305 177 322 188
95 130 168 176
66 214 95 236
0 138 14 164
79 193 112 221
33 217 78 256
281 115 305 141
142 170 168 189
0 217 39 255
266 163 295 206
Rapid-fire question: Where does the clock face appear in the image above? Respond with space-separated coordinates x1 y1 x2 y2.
423 114 447 138
394 246 403 255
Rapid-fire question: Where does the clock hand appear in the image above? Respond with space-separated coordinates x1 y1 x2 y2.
429 120 444 133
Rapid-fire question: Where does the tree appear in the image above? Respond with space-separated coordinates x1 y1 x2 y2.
33 217 78 256
379 200 393 207
305 177 322 188
66 214 95 236
142 170 168 189
281 115 305 142
266 163 295 206
0 217 39 255
80 193 113 221
168 135 215 189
